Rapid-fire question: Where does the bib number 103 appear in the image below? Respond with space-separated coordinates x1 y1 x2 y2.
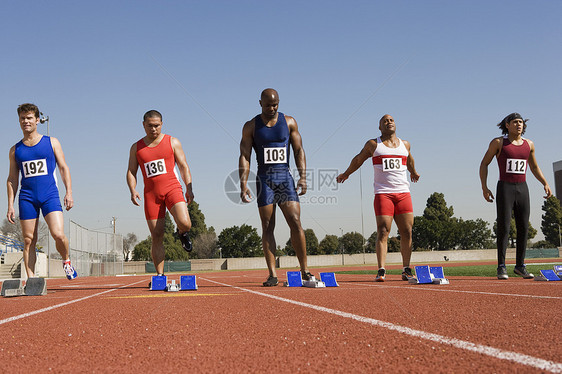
264 147 286 164
382 158 403 171
506 158 526 174
144 159 167 178
22 159 48 178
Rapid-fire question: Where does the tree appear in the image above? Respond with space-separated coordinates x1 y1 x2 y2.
192 231 218 259
387 237 400 252
412 193 456 251
132 212 187 261
188 200 209 240
456 218 494 249
122 232 138 261
284 229 319 255
493 216 537 247
217 224 262 258
318 235 339 255
339 232 364 254
541 196 562 247
365 232 377 253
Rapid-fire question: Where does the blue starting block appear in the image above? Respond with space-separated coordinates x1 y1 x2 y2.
410 266 449 284
180 275 198 290
285 271 303 287
150 275 167 291
413 266 433 284
429 266 445 279
320 272 339 287
534 270 561 282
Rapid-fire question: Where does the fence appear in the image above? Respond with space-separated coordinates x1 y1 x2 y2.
69 220 123 276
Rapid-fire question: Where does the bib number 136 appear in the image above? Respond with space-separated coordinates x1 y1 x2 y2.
144 159 167 178
264 147 286 164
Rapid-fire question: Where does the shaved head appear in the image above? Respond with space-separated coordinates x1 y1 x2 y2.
261 88 279 101
379 114 393 126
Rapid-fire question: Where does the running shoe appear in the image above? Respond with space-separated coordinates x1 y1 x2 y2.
63 262 78 280
497 266 508 280
402 267 414 281
263 276 278 287
301 272 315 281
513 265 534 279
375 268 386 282
177 230 192 252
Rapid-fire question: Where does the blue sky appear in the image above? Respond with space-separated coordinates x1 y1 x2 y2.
1 0 560 246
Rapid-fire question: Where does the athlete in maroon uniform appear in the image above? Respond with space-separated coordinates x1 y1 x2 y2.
127 110 193 276
480 113 551 279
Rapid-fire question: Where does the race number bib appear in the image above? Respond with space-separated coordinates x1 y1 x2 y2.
144 159 167 178
506 158 526 174
22 159 48 178
264 147 287 164
382 158 403 172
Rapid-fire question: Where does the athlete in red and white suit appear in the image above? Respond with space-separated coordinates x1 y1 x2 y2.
337 114 420 281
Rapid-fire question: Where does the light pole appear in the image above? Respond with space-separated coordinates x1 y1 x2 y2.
40 113 50 277
339 228 344 265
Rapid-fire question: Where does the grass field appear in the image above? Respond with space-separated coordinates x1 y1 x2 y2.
335 263 562 277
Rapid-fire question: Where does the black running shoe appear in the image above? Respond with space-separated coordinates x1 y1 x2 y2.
514 265 534 279
301 272 315 281
402 267 414 281
177 230 192 252
497 266 508 279
263 276 278 287
375 268 386 282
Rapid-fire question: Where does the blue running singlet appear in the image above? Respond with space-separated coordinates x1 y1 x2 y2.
15 136 62 220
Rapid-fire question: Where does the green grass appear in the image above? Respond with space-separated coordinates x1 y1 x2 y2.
335 263 562 277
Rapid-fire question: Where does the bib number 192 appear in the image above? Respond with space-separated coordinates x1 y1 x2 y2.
22 159 47 178
144 159 167 177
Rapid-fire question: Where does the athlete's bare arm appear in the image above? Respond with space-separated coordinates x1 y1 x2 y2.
126 143 141 206
171 137 194 204
336 139 377 183
51 137 73 211
479 137 502 203
403 140 420 183
239 120 254 203
526 139 552 199
6 146 19 223
287 115 307 196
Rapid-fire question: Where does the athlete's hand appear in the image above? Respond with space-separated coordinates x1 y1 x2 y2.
297 178 307 196
410 172 420 183
482 188 494 203
131 191 141 206
185 190 194 205
6 207 15 224
240 187 252 203
64 193 74 211
336 173 348 183
544 184 552 199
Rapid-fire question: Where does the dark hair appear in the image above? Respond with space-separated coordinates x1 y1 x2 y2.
17 103 40 118
497 112 528 135
143 110 162 121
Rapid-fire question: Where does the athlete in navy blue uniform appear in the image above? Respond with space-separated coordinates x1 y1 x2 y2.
239 89 313 286
7 103 77 280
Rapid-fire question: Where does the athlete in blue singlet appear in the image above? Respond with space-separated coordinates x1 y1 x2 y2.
7 103 77 280
239 88 314 286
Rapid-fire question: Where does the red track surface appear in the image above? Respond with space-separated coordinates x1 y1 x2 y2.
1 264 561 373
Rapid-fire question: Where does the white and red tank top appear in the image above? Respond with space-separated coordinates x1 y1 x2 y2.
371 137 410 194
136 134 182 195
497 136 530 183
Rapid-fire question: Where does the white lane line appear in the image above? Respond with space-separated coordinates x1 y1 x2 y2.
201 277 562 373
348 282 562 300
0 280 147 326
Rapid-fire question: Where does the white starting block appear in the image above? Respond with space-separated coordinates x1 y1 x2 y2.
408 266 449 285
534 269 562 282
166 280 180 292
283 271 326 288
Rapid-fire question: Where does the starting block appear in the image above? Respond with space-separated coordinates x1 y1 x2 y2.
283 271 326 288
166 279 180 292
180 275 198 290
554 265 562 277
409 266 449 285
149 275 167 291
1 280 24 297
320 272 339 287
534 269 562 282
303 274 325 288
24 277 47 296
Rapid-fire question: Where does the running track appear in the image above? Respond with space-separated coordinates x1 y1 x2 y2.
1 267 561 373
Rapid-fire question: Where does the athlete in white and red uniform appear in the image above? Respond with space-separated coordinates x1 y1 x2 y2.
337 114 420 282
127 110 194 277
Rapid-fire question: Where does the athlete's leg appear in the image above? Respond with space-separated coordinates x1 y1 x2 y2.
394 212 414 267
375 215 393 269
20 218 39 277
279 201 308 275
169 201 192 233
44 211 70 261
146 218 166 274
258 204 277 277
513 182 530 267
495 181 514 267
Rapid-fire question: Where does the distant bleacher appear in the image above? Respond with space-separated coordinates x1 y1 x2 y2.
0 234 24 254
